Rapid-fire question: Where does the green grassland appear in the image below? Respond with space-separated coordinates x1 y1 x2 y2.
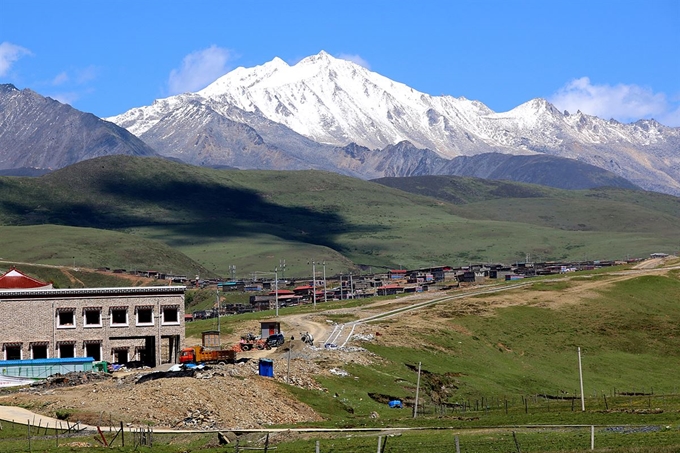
0 156 679 278
217 271 680 450
266 273 680 425
2 270 680 452
0 224 215 278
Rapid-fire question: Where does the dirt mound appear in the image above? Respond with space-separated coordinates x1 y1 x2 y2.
1 362 323 430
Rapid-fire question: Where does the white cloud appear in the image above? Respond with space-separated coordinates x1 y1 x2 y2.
337 53 370 69
48 91 80 106
75 65 98 84
550 77 680 126
0 42 32 76
52 66 98 87
168 45 233 95
52 72 69 85
660 105 680 128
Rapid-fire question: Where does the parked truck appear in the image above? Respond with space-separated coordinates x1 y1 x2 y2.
179 345 236 365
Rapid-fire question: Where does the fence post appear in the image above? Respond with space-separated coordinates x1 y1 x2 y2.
455 434 460 453
591 425 595 450
27 419 31 453
413 362 422 418
315 439 320 453
376 436 382 453
512 431 521 453
121 421 125 447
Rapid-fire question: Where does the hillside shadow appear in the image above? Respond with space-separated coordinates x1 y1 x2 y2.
0 177 379 252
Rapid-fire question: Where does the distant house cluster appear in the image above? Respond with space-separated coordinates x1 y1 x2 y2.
193 257 639 315
97 267 188 283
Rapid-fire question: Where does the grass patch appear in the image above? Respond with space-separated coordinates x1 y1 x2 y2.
323 313 359 323
531 280 573 291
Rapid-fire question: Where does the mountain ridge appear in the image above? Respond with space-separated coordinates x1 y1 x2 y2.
0 84 160 170
108 51 680 195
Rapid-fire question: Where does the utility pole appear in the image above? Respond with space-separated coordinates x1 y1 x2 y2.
322 261 327 303
578 347 585 411
274 267 279 317
340 273 343 300
279 259 286 280
413 362 422 418
215 290 221 345
309 261 317 309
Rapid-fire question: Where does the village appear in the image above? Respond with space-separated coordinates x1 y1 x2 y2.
0 252 675 437
0 256 645 375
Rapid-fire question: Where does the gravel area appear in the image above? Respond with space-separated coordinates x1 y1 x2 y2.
0 340 377 430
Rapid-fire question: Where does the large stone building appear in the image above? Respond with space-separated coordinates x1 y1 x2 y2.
0 268 185 367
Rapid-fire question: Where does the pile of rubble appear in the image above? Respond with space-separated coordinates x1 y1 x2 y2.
31 371 113 389
0 333 379 430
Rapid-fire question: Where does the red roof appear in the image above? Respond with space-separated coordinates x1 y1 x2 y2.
389 269 407 274
0 267 51 289
378 284 403 290
294 285 313 291
269 289 295 295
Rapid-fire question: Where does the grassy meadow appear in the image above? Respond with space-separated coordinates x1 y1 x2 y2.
0 156 679 277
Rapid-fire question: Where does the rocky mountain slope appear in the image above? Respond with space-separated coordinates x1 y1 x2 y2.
109 51 680 195
0 84 159 171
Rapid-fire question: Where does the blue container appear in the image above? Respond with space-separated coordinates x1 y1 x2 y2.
258 358 274 377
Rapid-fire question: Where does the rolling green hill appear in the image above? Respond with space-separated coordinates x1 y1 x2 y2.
0 156 679 278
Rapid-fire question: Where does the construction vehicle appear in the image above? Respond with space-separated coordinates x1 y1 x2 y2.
300 331 314 345
237 332 270 352
179 345 236 365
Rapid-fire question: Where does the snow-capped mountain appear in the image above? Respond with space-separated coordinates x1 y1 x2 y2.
109 51 680 195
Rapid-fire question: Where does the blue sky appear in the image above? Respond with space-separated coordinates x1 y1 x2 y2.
1 0 679 125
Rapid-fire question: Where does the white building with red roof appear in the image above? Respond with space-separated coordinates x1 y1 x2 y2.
0 267 53 290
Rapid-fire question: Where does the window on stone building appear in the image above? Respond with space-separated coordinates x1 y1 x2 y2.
136 307 154 325
57 309 76 328
31 343 48 359
110 307 128 326
113 348 128 364
84 342 102 361
162 306 179 325
4 344 22 360
58 343 75 358
84 308 102 327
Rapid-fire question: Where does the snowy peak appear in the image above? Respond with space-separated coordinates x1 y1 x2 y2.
192 51 493 153
107 51 680 195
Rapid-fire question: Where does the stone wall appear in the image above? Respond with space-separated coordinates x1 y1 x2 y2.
0 287 185 366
